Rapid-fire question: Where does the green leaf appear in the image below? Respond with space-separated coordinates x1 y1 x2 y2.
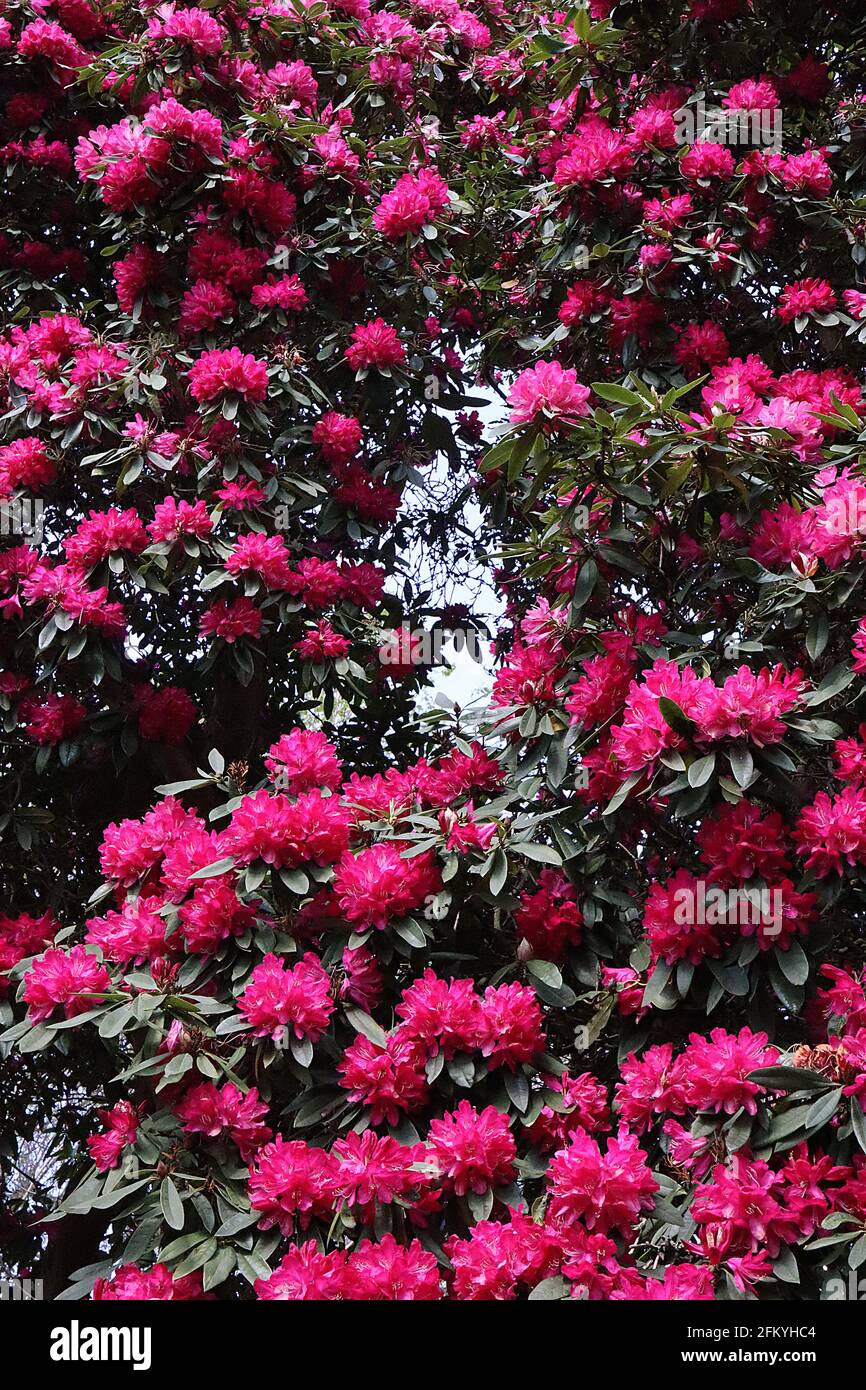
658 697 695 737
805 1087 843 1130
489 850 508 896
528 1276 567 1301
512 841 562 865
571 558 598 611
525 959 563 990
188 857 236 881
748 1066 835 1093
591 382 644 407
392 918 427 949
768 956 804 1013
344 1006 388 1048
203 1246 236 1291
852 1102 866 1155
504 1070 530 1113
687 753 715 788
773 1246 800 1285
160 1177 185 1231
775 939 809 987
729 745 754 788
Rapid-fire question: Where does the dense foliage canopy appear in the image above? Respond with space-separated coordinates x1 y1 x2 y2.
4 0 866 1302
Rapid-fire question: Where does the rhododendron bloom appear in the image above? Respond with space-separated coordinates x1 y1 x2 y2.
547 1129 658 1236
428 1101 517 1195
373 168 450 239
333 843 442 929
508 361 592 429
248 1137 336 1236
188 347 269 403
345 319 406 371
238 952 334 1043
23 945 111 1022
87 1101 139 1172
93 1265 206 1301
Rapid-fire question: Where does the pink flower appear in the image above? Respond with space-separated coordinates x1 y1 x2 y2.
338 1033 429 1125
248 1137 336 1236
332 1131 430 1207
515 870 583 960
250 275 308 311
18 692 87 745
339 945 384 1013
395 969 483 1057
225 533 293 590
694 665 804 746
373 168 450 239
478 982 545 1069
558 279 609 327
200 597 262 644
294 621 351 661
553 126 634 187
692 1159 784 1250
615 1045 687 1133
146 6 226 57
523 1071 611 1151
697 801 790 884
723 77 778 112
680 1027 779 1114
85 896 169 966
777 149 833 197
148 497 212 545
0 437 56 494
680 142 735 181
238 951 334 1043
777 278 837 324
611 659 710 774
65 507 148 569
93 1264 206 1301
345 319 406 371
795 786 866 876
178 880 255 955
333 843 442 930
674 320 730 375
255 1243 346 1300
643 870 733 967
312 411 363 463
343 1235 441 1300
188 347 269 403
226 789 350 868
428 1101 517 1196
265 729 342 794
175 1082 271 1159
508 361 591 429
87 1101 140 1173
547 1128 658 1236
446 1212 560 1301
135 685 197 744
263 61 319 110
612 1265 714 1301
844 289 866 321
23 944 111 1022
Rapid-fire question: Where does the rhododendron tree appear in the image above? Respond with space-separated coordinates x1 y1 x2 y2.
5 0 866 1308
